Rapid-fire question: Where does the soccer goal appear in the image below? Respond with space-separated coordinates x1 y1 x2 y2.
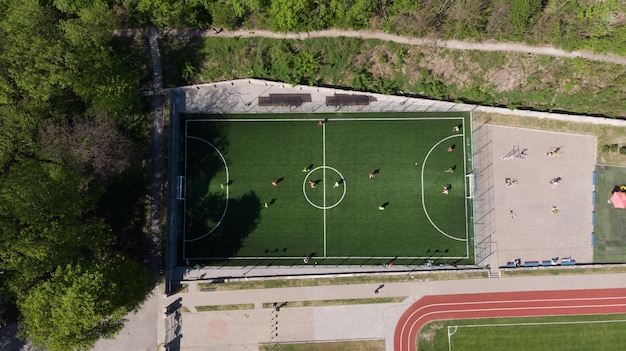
177 176 186 200
466 173 475 199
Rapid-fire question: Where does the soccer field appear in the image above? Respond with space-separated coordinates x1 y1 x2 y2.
420 315 626 351
178 112 473 265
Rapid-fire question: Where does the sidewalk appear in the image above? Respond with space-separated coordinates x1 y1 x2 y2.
164 272 626 351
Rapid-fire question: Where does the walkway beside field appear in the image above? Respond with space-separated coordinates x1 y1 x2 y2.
114 28 626 66
166 272 626 351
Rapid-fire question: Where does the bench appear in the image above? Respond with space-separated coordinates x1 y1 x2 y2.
523 261 539 267
258 93 311 107
326 94 375 106
561 260 576 266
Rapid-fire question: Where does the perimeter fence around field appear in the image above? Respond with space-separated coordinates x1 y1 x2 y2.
165 90 186 294
471 121 496 266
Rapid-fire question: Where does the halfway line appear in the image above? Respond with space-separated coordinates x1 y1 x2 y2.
323 122 327 257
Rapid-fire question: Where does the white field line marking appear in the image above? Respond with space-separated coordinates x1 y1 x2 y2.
421 134 466 241
452 319 626 329
399 296 626 351
407 305 626 351
446 319 626 351
323 122 327 257
185 136 230 242
187 117 466 122
183 121 189 258
198 254 468 260
462 121 469 257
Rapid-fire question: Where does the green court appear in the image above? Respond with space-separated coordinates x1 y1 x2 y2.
179 112 473 265
419 315 626 351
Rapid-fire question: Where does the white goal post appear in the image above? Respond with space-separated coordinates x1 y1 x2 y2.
466 173 475 199
177 176 186 200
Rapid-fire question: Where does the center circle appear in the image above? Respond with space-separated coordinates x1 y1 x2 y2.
302 166 347 210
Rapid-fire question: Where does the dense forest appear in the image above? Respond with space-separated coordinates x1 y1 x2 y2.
126 0 626 55
0 0 624 350
0 1 152 350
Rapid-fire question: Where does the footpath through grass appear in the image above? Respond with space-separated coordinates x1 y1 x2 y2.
160 36 626 118
419 314 626 351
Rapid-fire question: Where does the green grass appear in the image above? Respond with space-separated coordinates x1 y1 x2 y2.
196 270 487 291
260 296 406 308
259 339 384 351
181 112 471 265
594 165 626 263
195 303 254 311
501 265 626 277
419 315 626 351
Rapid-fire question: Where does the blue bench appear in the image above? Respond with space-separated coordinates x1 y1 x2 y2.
523 261 539 267
561 260 576 266
505 262 516 268
542 261 553 266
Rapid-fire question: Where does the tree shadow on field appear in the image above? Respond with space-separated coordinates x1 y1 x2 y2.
185 191 261 260
185 119 230 205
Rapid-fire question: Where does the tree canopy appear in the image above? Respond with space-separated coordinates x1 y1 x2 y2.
0 0 151 346
126 0 626 55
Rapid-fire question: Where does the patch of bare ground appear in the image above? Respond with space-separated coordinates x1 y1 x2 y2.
412 47 481 90
417 321 444 345
355 46 398 78
485 53 532 92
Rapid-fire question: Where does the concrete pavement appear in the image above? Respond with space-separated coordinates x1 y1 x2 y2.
165 271 626 351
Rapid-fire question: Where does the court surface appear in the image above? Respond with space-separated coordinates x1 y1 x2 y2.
181 113 472 264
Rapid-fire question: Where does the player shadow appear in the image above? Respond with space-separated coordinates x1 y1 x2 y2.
380 201 390 209
373 168 380 175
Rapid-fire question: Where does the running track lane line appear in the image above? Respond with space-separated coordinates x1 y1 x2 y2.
394 288 626 351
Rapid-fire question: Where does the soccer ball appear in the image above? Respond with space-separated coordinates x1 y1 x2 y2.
414 162 418 165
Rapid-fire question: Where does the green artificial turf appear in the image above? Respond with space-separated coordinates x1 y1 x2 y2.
593 165 626 263
181 113 472 264
420 315 626 351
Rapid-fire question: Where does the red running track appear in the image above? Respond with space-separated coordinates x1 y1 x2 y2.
394 288 626 351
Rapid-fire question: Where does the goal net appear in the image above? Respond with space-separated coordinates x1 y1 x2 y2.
177 176 185 200
466 173 475 199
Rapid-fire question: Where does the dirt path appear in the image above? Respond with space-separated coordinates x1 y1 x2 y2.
115 28 626 66
395 288 626 351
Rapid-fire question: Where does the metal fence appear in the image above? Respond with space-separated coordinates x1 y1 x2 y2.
471 122 496 266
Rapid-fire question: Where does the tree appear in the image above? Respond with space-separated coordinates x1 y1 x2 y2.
270 0 314 31
293 50 320 85
19 259 150 351
0 160 113 295
0 106 38 171
37 114 135 179
0 0 141 118
509 0 543 38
